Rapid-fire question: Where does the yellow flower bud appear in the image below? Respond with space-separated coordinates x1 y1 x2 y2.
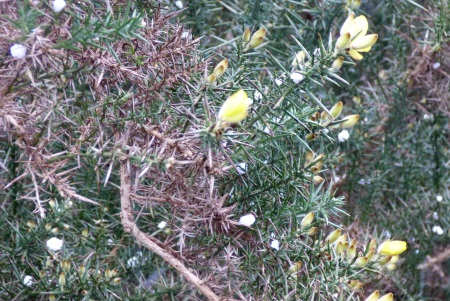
378 293 394 301
213 59 229 78
389 255 399 264
49 200 56 208
61 260 71 271
248 28 266 49
58 272 66 286
386 263 397 271
325 229 341 244
378 240 407 256
306 227 318 236
292 51 306 67
46 258 53 267
243 28 251 43
79 265 86 275
321 111 331 121
353 256 369 267
300 212 314 228
331 56 344 71
347 245 357 262
313 175 324 183
311 161 323 174
206 74 216 84
364 290 380 301
335 33 351 50
288 261 303 274
49 295 56 301
379 255 392 266
305 151 314 165
105 268 114 279
349 238 357 249
27 220 36 228
340 114 359 128
112 277 122 285
366 249 375 261
369 238 377 250
306 133 317 141
330 102 343 118
335 234 348 245
218 90 250 123
82 228 89 238
45 223 52 231
335 241 348 255
349 281 364 291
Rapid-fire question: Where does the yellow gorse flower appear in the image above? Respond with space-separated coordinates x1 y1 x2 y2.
377 239 407 256
338 14 378 60
218 90 250 123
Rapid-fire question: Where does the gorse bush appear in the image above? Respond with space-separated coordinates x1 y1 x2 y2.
1 0 448 300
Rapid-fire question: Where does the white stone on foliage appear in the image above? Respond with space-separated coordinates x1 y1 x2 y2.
158 221 167 229
10 44 27 58
175 1 184 9
436 195 443 202
23 275 34 286
432 225 444 235
127 256 139 268
238 214 256 227
275 78 283 86
51 0 66 13
338 130 350 142
46 237 63 251
236 163 247 175
270 239 280 250
290 72 304 84
254 90 262 101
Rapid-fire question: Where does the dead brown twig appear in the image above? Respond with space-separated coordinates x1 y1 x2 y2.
119 161 221 301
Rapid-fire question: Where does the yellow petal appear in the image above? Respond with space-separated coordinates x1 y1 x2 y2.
378 240 407 256
340 13 355 36
357 46 372 52
352 15 368 38
351 34 378 50
348 49 363 60
335 33 351 50
218 90 250 123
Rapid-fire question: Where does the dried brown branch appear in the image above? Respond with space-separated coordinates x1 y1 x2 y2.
119 161 220 301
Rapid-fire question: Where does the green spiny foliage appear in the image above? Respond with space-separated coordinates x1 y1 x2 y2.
1 0 448 300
